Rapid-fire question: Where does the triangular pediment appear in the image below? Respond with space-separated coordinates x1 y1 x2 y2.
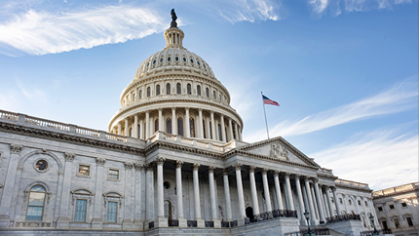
238 136 319 168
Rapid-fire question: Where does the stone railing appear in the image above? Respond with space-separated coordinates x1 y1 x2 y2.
335 178 370 190
148 131 229 153
284 228 331 236
360 229 392 236
326 213 361 223
245 209 298 225
372 182 419 198
318 167 335 177
0 109 137 145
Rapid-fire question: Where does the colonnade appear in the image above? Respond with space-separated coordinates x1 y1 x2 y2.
112 107 242 142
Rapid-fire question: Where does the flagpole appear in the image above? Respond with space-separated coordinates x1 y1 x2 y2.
261 91 270 140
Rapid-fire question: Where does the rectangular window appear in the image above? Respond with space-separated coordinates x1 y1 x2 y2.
382 220 388 229
74 199 87 222
26 192 45 221
378 206 383 211
109 169 119 180
407 217 413 227
331 197 334 203
365 201 368 206
339 198 343 204
389 204 395 209
358 200 361 206
78 165 90 177
107 202 117 223
394 219 400 228
401 202 407 207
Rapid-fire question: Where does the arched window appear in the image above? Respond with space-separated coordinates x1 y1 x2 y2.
213 91 216 99
155 119 159 133
156 85 161 95
206 88 209 97
147 87 151 97
187 84 192 95
197 85 201 96
166 118 172 134
177 118 183 136
26 185 46 221
218 124 222 141
176 83 181 94
139 90 142 99
166 83 171 95
202 120 206 138
190 118 195 137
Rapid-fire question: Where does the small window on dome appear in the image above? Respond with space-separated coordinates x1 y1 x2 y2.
168 57 171 61
203 64 206 68
183 57 186 62
197 61 200 65
160 58 163 62
146 62 149 67
153 60 156 64
175 57 179 61
190 59 194 63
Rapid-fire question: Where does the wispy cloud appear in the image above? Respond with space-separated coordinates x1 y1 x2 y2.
310 129 418 190
0 5 166 55
308 0 415 16
217 0 282 23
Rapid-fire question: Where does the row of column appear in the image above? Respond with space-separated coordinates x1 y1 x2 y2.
113 108 242 142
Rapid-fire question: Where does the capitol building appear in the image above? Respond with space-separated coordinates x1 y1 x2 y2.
0 12 383 236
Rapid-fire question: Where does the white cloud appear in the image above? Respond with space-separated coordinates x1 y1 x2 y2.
308 0 415 15
0 5 166 55
217 0 281 23
264 80 417 139
310 129 418 190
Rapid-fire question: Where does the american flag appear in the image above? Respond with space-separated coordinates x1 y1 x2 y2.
262 95 279 106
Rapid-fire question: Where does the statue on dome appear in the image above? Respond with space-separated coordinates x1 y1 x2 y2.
171 9 177 28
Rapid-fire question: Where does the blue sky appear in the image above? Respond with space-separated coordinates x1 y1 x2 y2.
0 0 417 190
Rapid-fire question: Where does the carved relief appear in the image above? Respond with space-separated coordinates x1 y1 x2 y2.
64 153 75 162
270 143 289 161
124 162 133 169
134 163 143 170
10 144 23 154
96 158 106 166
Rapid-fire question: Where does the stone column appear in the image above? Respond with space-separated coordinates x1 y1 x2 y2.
353 196 360 214
228 119 233 142
172 108 177 135
185 108 190 138
145 111 150 139
205 117 211 139
325 187 334 217
123 163 134 229
331 187 341 216
145 164 155 229
319 187 328 218
273 171 284 210
294 175 307 226
342 194 349 214
139 120 144 139
261 169 272 213
313 179 326 223
192 163 205 227
124 118 129 136
249 166 260 217
134 164 143 229
234 164 246 225
155 158 167 227
238 125 242 141
55 153 75 229
284 173 295 211
158 109 163 132
0 144 22 227
222 169 233 221
220 115 226 142
210 112 216 140
208 166 221 227
304 178 317 225
118 123 122 135
92 158 105 229
368 199 380 228
198 109 203 138
175 161 187 227
133 115 138 138
234 123 239 140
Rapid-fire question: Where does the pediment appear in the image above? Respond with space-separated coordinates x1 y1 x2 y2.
238 136 319 168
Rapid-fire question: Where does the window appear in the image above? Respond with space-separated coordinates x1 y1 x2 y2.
407 217 413 227
213 91 216 99
197 85 201 95
190 58 194 63
358 200 361 206
394 219 400 228
147 87 151 97
75 199 87 222
78 165 90 177
365 201 368 206
109 169 119 180
166 83 171 95
209 121 213 139
176 83 181 94
35 160 48 171
190 118 195 137
177 118 183 136
139 90 142 99
401 202 407 207
155 119 159 133
378 206 383 211
163 181 170 189
232 124 236 139
187 83 192 95
202 120 206 138
26 185 46 221
168 57 171 62
166 118 172 134
206 88 209 97
107 202 118 223
183 57 186 62
348 199 352 205
382 220 388 229
389 204 395 209
339 198 343 204
156 85 160 95
175 56 179 61
218 124 222 141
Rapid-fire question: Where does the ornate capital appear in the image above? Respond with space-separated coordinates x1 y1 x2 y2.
283 172 291 177
125 162 133 169
175 160 184 168
261 168 269 174
233 163 243 171
96 158 106 166
156 157 165 166
208 166 216 172
134 163 143 170
222 168 229 175
313 178 319 183
192 163 200 171
64 153 75 162
10 144 23 154
273 170 280 176
249 166 256 172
